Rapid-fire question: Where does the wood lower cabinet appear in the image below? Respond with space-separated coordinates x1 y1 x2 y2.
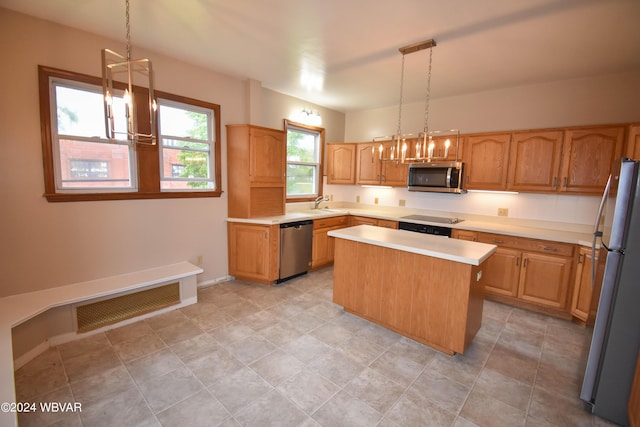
350 216 398 229
333 238 485 354
311 216 349 269
228 222 279 284
627 124 640 160
571 246 601 325
451 229 478 242
326 144 356 184
473 231 575 316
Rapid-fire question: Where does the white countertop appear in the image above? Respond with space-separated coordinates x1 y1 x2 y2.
227 206 595 246
328 225 497 266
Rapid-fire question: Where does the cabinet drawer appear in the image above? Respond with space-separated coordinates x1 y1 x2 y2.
313 215 349 230
377 219 398 229
478 232 574 257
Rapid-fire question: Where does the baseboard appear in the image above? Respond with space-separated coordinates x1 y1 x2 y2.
198 275 233 288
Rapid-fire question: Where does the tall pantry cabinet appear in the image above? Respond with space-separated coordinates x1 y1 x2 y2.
226 124 286 218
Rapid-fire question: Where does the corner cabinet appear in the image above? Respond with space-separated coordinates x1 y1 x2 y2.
311 216 349 269
227 124 286 218
570 246 601 325
326 144 356 184
228 222 279 284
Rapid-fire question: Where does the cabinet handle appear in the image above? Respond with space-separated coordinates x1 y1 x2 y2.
543 247 557 252
466 176 470 184
563 177 568 187
578 254 583 264
523 258 528 268
492 239 504 244
553 177 558 188
381 175 386 182
264 232 268 240
516 257 520 267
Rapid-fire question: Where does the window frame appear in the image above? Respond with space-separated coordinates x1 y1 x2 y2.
38 65 222 202
284 119 325 202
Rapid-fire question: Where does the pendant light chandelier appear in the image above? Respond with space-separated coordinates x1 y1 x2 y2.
376 38 459 163
102 0 157 145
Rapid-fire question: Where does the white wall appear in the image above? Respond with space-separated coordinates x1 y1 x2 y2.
0 9 343 299
337 71 640 225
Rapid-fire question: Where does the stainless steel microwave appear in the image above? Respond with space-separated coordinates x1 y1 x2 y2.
408 161 466 194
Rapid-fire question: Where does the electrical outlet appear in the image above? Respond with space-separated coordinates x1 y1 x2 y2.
196 255 203 265
356 195 360 203
374 197 379 205
399 199 406 207
328 194 333 201
497 208 509 217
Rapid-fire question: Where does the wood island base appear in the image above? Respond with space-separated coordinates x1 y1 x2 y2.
332 238 488 355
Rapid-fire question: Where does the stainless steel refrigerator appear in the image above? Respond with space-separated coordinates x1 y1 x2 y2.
581 158 640 426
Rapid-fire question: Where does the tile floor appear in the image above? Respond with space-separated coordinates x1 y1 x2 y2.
14 267 617 427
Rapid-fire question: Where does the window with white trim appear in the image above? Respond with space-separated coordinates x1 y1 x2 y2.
158 99 215 190
285 121 324 200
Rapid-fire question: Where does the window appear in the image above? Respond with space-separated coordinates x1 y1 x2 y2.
38 66 221 202
158 99 215 190
284 120 324 201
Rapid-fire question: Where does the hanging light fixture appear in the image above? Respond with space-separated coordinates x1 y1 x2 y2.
102 0 156 145
376 38 460 164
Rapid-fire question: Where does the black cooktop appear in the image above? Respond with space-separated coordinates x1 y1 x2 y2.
400 214 463 224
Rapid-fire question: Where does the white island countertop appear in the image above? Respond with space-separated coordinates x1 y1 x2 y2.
328 225 497 266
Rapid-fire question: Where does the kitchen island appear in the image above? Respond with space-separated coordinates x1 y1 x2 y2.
328 225 496 355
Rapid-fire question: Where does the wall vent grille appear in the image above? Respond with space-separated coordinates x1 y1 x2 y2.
76 282 180 333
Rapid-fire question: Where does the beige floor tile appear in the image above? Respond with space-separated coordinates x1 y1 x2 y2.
144 309 189 331
424 354 483 387
58 333 111 360
336 333 387 366
138 366 203 413
14 348 67 401
307 348 365 387
105 320 155 345
234 389 308 426
280 334 334 365
125 348 183 384
208 367 273 414
154 318 203 345
385 394 457 427
535 349 585 398
249 349 305 386
528 385 597 426
170 333 220 363
226 334 277 364
156 389 230 427
17 384 79 427
497 326 545 360
112 332 167 362
482 300 513 322
460 388 526 427
308 321 354 347
483 343 540 386
257 318 305 346
277 369 340 414
472 369 532 411
186 347 243 387
70 365 135 404
344 367 406 413
208 321 256 346
63 346 122 383
407 368 471 414
313 390 383 427
369 348 425 387
354 322 402 349
306 300 343 320
80 384 157 427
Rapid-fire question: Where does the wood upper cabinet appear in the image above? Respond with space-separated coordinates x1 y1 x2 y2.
227 222 279 284
627 124 640 160
227 124 286 218
356 143 381 185
560 126 625 194
571 246 600 325
326 144 356 184
249 127 286 185
463 133 511 190
355 142 407 187
508 130 564 192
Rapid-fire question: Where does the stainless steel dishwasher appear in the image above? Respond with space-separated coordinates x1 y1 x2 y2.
278 220 313 283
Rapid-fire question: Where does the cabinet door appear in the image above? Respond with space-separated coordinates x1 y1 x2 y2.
228 223 277 282
381 142 408 186
518 252 572 309
356 143 382 185
571 246 598 323
327 144 356 184
249 128 286 185
508 130 563 192
452 229 478 242
311 228 331 269
376 219 398 229
350 216 379 226
380 249 415 332
463 133 511 190
560 126 625 194
627 124 640 160
482 247 521 297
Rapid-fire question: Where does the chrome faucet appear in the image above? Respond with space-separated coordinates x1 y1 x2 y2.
314 195 330 209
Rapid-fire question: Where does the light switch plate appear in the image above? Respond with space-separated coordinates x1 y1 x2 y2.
497 208 509 217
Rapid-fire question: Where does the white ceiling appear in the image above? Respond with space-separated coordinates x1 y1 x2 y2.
3 0 640 112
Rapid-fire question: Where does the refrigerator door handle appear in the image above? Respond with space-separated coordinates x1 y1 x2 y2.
592 175 612 288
